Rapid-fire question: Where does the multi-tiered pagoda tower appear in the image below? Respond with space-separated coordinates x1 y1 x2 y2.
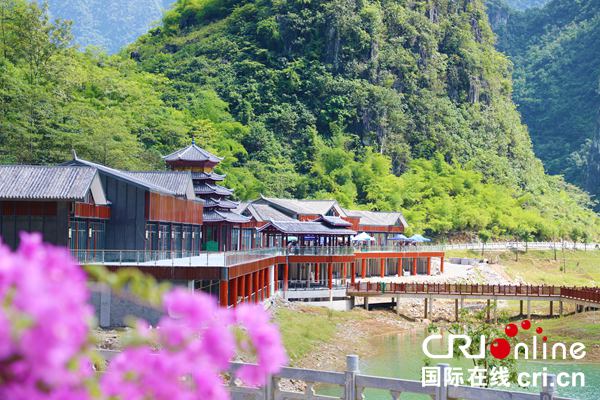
163 140 251 251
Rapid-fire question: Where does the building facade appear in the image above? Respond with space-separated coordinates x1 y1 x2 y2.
163 140 253 252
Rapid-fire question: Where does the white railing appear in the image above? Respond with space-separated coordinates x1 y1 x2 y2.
75 242 599 268
98 351 571 400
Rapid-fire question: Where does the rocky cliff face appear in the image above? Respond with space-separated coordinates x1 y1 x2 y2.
586 107 600 204
47 0 176 53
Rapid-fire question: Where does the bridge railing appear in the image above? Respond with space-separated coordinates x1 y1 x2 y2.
347 283 564 297
347 282 600 304
225 355 570 400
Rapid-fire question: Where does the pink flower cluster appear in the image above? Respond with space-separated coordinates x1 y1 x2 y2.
0 233 93 400
101 288 287 400
0 233 287 400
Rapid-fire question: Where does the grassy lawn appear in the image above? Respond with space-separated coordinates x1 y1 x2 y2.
446 249 600 286
273 306 366 364
523 311 600 348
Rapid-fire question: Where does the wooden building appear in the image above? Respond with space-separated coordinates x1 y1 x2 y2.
63 156 204 257
0 165 110 250
163 140 253 251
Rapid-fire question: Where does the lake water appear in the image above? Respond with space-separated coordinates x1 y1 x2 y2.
320 328 600 399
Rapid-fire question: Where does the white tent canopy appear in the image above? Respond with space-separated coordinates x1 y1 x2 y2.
351 232 375 242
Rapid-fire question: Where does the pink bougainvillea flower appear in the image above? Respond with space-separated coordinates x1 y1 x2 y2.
0 233 93 400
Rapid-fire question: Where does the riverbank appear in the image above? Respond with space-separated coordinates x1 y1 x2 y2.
272 299 424 370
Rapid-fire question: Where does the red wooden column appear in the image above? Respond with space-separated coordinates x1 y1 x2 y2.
397 258 402 276
274 264 278 291
254 272 259 303
380 258 385 278
283 263 289 291
427 257 431 276
441 256 445 273
412 258 417 275
315 264 320 283
266 267 271 298
351 262 356 285
219 280 228 307
229 277 238 308
342 263 347 284
262 269 267 301
239 275 246 303
246 274 252 303
327 263 333 290
361 260 366 279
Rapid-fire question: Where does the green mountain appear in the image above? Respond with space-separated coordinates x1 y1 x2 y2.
134 0 546 189
0 0 597 239
503 0 548 10
488 0 600 204
46 0 175 53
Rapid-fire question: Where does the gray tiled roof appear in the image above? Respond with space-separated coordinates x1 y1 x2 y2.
244 203 296 222
260 196 346 217
343 209 408 227
203 198 239 209
203 210 251 223
316 215 352 227
0 165 97 201
124 171 193 197
194 183 233 196
163 143 222 163
258 221 355 235
65 158 177 195
190 171 225 181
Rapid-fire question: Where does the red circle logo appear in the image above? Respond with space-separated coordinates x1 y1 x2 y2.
490 338 511 359
505 323 518 337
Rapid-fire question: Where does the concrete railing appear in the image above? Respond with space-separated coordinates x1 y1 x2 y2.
227 355 572 400
97 351 572 399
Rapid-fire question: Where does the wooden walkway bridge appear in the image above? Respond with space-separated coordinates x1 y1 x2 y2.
347 282 600 320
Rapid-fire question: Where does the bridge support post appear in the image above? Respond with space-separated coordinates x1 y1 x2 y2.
559 301 563 317
460 297 464 310
364 296 369 311
428 296 433 319
527 300 531 319
396 296 401 315
351 262 356 285
424 298 428 319
519 300 523 317
549 300 553 317
487 299 491 322
349 296 355 309
455 299 459 321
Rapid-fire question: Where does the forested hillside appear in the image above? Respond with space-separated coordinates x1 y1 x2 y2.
46 0 175 53
0 0 597 240
503 0 548 9
489 0 600 204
